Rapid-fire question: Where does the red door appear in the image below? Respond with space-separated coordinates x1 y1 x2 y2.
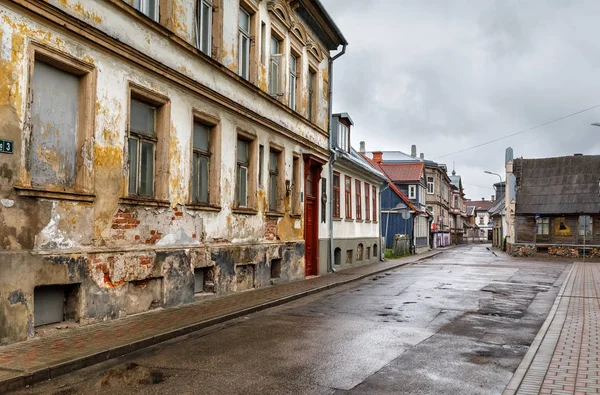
305 196 316 276
303 155 324 277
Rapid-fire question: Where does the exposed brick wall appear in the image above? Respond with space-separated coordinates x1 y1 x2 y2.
110 209 140 241
265 217 279 241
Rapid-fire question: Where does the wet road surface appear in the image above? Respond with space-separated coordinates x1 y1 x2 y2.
12 245 571 395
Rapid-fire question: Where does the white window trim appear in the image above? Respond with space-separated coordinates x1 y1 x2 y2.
195 0 213 55
289 54 298 111
238 8 251 80
408 185 416 199
134 0 159 21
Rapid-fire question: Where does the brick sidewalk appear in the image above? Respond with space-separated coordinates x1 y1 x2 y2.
0 249 445 392
504 261 600 395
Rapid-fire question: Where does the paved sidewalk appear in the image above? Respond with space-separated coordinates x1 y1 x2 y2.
504 261 600 395
0 249 446 392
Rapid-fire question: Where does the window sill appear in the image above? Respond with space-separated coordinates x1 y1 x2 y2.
344 218 354 222
232 207 258 216
14 185 95 203
266 212 285 218
355 219 364 223
186 203 221 212
333 217 342 222
119 196 170 208
290 213 302 219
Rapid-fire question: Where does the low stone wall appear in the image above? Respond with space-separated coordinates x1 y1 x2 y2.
509 243 600 258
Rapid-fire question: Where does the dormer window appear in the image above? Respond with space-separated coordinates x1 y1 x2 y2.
338 123 349 152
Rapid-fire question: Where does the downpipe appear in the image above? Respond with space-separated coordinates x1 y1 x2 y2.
327 44 347 273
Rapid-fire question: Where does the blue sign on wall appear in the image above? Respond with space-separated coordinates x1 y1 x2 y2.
0 139 14 154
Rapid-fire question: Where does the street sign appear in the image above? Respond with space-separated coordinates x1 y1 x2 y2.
0 139 14 154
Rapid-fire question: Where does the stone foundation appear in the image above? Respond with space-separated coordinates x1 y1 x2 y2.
0 241 304 346
509 244 600 258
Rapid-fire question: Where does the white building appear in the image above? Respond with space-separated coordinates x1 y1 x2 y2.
318 114 386 272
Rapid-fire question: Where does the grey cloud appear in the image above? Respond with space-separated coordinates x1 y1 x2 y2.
322 0 600 200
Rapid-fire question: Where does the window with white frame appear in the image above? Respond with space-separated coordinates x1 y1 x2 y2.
408 185 416 199
269 36 282 96
289 54 298 111
427 176 434 194
195 0 212 55
338 123 349 152
133 0 159 21
238 8 251 80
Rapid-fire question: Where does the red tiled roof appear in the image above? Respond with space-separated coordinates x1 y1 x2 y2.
471 200 494 211
358 153 421 214
379 162 424 182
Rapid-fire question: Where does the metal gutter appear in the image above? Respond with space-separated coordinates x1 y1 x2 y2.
327 44 347 273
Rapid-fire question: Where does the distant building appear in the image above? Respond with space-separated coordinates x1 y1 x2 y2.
505 151 600 257
424 159 452 248
489 182 506 249
363 149 430 254
449 171 467 244
473 199 494 242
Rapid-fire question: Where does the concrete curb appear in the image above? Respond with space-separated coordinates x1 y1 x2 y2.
0 250 445 393
501 263 575 395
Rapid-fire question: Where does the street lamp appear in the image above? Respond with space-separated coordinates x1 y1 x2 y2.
484 171 502 183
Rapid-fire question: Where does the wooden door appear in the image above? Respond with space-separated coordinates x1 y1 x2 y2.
303 155 324 277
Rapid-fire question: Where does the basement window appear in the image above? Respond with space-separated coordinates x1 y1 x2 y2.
34 284 80 327
194 267 215 294
579 248 592 257
537 247 549 254
270 258 282 279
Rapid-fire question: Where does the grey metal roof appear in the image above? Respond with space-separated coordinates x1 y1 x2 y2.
337 147 387 181
449 175 461 189
515 155 600 215
489 195 505 216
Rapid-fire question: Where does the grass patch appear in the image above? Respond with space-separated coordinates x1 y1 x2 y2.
385 249 410 259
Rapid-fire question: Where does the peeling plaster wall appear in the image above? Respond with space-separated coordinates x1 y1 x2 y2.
0 0 333 345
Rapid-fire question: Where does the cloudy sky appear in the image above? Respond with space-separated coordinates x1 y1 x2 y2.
321 0 600 201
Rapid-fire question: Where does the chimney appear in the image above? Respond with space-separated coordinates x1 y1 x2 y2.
411 145 417 157
491 195 495 201
372 151 383 164
359 141 365 154
419 153 424 159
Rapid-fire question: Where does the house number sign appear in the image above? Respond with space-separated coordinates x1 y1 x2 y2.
0 139 13 154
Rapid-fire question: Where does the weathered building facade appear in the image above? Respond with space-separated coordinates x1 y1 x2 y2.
505 152 600 258
0 0 346 344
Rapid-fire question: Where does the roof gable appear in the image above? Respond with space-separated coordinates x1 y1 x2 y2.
515 155 600 214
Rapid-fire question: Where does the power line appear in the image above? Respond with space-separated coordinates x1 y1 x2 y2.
434 104 600 160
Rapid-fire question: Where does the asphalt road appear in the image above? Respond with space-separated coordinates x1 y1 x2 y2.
12 244 571 395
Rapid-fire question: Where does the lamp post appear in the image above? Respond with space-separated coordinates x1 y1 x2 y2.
484 170 502 183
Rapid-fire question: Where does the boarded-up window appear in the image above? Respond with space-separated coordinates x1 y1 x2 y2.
30 61 79 189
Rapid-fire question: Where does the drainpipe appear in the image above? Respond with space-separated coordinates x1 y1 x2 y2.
327 44 347 273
